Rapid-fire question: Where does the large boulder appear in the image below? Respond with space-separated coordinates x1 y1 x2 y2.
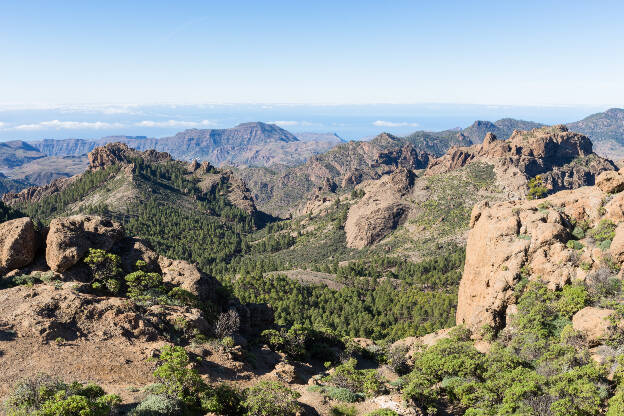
572 307 616 345
596 171 624 194
158 257 216 302
610 223 624 263
0 217 38 271
345 168 415 248
46 215 124 272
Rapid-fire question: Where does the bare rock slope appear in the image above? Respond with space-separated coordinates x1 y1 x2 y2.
456 170 624 335
344 126 615 251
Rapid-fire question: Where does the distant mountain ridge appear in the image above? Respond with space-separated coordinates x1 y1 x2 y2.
566 108 624 158
28 122 337 168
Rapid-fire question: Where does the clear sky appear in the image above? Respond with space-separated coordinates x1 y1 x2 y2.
1 0 623 107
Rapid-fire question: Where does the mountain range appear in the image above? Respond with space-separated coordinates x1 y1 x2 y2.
0 109 623 201
0 123 622 414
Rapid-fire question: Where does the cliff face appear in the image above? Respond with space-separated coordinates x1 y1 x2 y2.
456 170 624 334
87 142 172 170
427 126 615 197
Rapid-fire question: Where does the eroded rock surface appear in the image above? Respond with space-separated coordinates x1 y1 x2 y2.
46 215 125 272
456 184 615 333
0 217 38 272
345 168 415 248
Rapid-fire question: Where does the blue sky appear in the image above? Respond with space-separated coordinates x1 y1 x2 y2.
1 0 623 106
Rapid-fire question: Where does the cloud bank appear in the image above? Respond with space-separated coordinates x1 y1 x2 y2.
12 120 125 131
135 119 215 128
373 120 419 127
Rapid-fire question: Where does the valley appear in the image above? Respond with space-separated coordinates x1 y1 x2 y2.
1 119 624 415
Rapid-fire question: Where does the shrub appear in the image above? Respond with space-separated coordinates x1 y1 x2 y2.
131 394 182 416
607 390 624 416
214 309 240 338
585 268 621 301
556 285 588 319
366 410 399 416
221 336 236 349
331 404 357 416
386 345 410 375
3 375 120 416
566 240 584 250
166 287 200 308
589 219 616 242
125 270 165 301
325 386 361 403
325 359 385 397
200 383 245 415
152 346 205 408
527 176 548 200
38 392 120 416
243 381 300 416
84 249 123 295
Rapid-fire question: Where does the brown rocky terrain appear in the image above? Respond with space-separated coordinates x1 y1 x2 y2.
342 126 616 252
238 133 433 217
455 169 624 335
427 126 615 195
0 215 220 398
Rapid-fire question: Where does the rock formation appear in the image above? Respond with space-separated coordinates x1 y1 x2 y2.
344 168 415 248
46 215 125 272
88 142 172 171
427 126 615 197
0 217 38 271
456 169 624 334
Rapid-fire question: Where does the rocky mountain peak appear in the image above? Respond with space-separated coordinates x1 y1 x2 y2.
426 126 614 197
87 142 172 170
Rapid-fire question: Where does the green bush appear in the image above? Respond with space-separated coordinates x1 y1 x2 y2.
527 175 548 200
131 395 181 415
556 285 588 319
589 219 616 242
325 386 361 403
84 248 123 295
125 269 165 301
131 395 182 416
366 410 399 416
324 359 385 397
566 240 584 250
242 381 300 416
152 346 205 408
3 375 120 416
607 390 624 416
331 404 357 416
200 383 245 415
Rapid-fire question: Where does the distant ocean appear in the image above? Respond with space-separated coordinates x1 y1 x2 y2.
0 103 610 142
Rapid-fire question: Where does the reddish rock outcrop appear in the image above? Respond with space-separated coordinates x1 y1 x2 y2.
456 184 611 333
427 126 615 197
596 170 624 194
0 217 38 271
88 142 172 171
46 215 124 272
344 168 415 248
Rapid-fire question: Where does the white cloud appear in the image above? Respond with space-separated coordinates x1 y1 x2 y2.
12 120 125 131
268 120 314 127
0 122 6 129
373 120 419 127
135 119 215 128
